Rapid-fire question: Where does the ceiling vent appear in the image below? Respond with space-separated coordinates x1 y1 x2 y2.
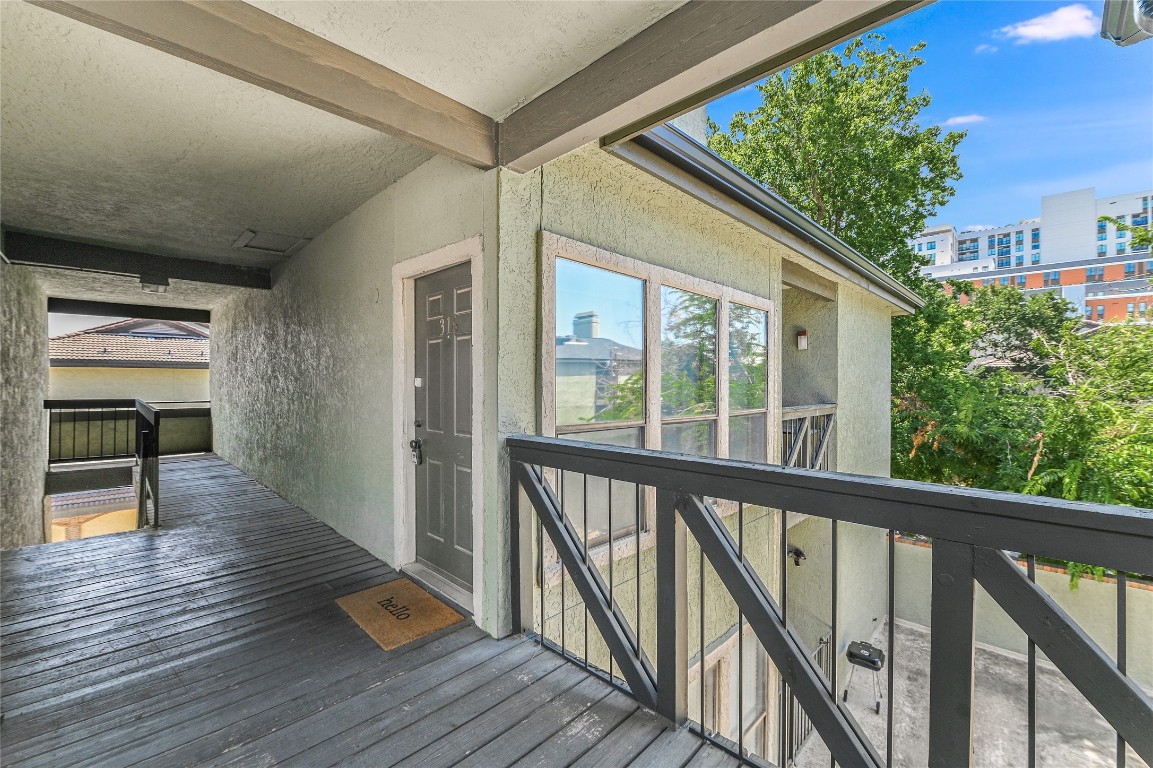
231 229 310 257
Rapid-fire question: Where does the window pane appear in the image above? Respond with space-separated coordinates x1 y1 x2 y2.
560 427 643 542
729 304 767 411
662 419 716 457
555 259 644 426
661 287 717 417
729 412 767 463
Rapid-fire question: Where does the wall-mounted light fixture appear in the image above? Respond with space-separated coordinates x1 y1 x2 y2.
796 329 809 351
139 274 169 294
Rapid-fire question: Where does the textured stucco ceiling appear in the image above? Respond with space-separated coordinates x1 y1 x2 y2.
247 1 685 119
28 267 248 312
0 1 434 269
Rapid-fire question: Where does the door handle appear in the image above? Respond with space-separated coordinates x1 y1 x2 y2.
409 438 423 466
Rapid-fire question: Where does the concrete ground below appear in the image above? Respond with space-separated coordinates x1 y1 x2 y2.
797 620 1149 768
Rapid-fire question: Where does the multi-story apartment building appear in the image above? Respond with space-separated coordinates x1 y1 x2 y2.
911 187 1153 322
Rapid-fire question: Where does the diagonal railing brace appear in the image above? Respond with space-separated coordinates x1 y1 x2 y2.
515 463 659 710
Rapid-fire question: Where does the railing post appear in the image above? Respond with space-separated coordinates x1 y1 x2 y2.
929 540 976 768
655 488 687 725
509 460 534 635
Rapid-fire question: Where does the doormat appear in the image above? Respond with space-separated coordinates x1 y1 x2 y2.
337 578 464 651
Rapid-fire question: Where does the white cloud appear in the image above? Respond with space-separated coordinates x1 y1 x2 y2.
999 4 1099 44
942 114 988 127
974 43 999 54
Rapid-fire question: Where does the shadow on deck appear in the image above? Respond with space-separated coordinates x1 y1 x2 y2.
1 454 733 768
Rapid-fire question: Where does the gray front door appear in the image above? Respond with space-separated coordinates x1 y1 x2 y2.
413 262 473 589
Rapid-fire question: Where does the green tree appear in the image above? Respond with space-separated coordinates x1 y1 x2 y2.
1099 215 1153 249
707 33 965 280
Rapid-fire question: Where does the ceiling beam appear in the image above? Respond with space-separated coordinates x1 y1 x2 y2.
46 298 211 323
2 231 271 289
29 0 497 169
499 0 925 173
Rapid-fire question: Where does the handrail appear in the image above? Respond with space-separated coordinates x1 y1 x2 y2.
508 434 1153 768
508 435 1152 575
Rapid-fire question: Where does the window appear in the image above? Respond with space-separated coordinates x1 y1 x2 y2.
1141 302 1148 315
1016 255 1024 266
927 242 937 251
1125 263 1137 277
1017 275 1027 287
553 257 645 542
728 304 769 462
1015 244 1024 253
916 243 923 252
1015 231 1024 242
983 278 993 286
1127 303 1136 315
1044 271 1062 287
1084 306 1094 318
997 257 1011 268
1098 233 1107 241
1000 276 1009 285
546 233 774 473
1097 305 1106 319
1117 243 1127 255
1098 244 1108 255
1118 230 1127 239
1031 253 1041 264
1087 266 1103 283
1117 215 1127 224
1098 221 1108 234
988 249 996 257
1032 242 1040 250
661 286 718 456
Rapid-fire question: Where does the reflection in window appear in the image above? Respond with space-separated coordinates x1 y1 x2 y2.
661 287 717 417
663 420 716 458
729 304 767 412
554 259 644 427
729 412 767 463
561 427 643 543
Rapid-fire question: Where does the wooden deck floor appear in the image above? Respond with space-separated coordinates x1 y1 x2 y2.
1 454 736 768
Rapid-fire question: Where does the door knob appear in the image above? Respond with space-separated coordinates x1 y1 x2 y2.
409 438 423 465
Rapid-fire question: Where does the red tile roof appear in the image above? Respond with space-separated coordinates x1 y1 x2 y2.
50 319 210 367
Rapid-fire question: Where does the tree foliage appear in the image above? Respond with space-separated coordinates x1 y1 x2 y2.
707 34 965 278
703 33 1153 584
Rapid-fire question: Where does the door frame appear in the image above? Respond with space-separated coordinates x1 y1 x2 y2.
391 236 486 624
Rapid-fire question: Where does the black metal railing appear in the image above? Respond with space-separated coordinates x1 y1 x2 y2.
135 401 160 529
42 399 196 530
45 399 137 463
508 435 1153 768
782 405 835 470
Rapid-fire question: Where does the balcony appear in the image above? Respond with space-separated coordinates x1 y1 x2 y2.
3 453 739 768
508 436 1153 768
42 399 212 538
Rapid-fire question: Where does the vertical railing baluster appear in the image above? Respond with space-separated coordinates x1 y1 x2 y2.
99 407 105 458
655 489 686 725
583 473 589 670
699 531 706 735
1117 570 1127 768
538 476 545 643
636 482 642 657
738 501 745 758
608 481 614 684
831 520 838 698
1027 554 1036 768
928 540 976 768
887 530 896 768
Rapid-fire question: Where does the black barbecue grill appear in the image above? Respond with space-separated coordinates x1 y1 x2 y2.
843 640 886 713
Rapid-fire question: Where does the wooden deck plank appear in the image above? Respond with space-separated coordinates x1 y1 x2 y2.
323 649 571 768
629 726 707 768
0 454 711 768
568 709 669 768
512 688 640 767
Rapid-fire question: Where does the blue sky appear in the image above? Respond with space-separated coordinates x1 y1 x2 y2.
707 1 1153 232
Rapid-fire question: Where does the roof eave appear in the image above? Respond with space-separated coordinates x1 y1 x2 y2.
606 124 925 314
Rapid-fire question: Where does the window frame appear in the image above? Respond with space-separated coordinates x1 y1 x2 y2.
541 231 779 460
